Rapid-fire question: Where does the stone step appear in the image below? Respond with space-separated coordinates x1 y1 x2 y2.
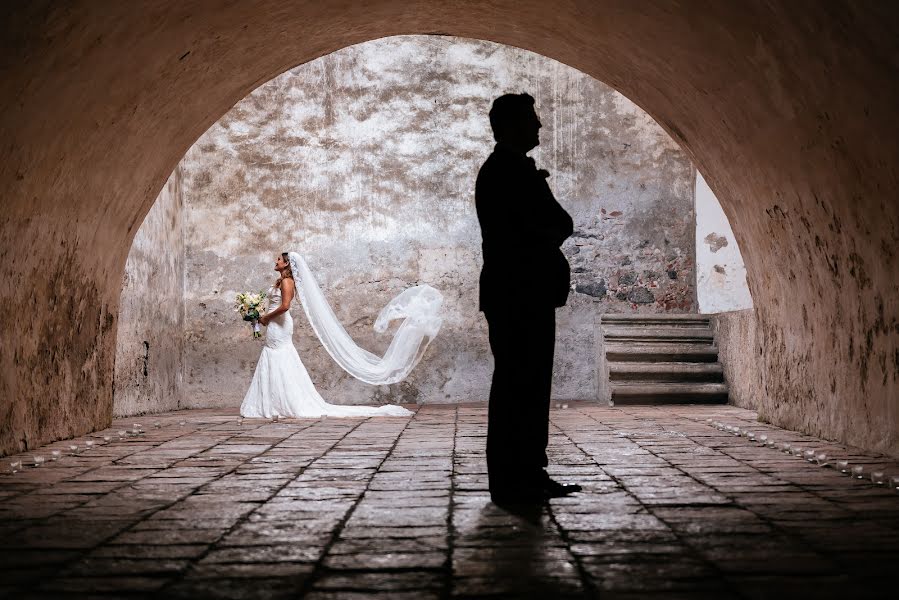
605 343 719 363
603 335 715 345
609 362 724 383
602 326 714 343
601 314 711 327
610 382 729 405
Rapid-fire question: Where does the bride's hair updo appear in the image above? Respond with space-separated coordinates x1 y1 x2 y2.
280 252 293 280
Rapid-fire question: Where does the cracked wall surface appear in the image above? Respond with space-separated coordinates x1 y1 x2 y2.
177 36 694 409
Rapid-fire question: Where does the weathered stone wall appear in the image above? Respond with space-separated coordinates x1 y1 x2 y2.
113 169 185 416
712 309 760 410
179 36 695 409
696 172 752 314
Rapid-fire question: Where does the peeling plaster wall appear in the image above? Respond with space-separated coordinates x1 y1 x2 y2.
696 172 753 313
113 168 185 416
178 36 695 409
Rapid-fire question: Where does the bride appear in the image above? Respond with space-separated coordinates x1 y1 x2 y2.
240 252 442 418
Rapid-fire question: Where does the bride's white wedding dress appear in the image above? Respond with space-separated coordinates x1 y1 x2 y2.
240 253 442 419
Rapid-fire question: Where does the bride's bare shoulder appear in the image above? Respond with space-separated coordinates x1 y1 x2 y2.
281 277 296 290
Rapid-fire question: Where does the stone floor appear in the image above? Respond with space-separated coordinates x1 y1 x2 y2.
1 403 898 599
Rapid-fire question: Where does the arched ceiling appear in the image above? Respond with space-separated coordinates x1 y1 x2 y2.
1 1 897 455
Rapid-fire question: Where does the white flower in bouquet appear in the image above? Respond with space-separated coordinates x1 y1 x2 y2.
235 290 268 338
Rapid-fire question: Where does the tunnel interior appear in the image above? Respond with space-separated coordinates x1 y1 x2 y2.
1 3 899 597
1 1 897 458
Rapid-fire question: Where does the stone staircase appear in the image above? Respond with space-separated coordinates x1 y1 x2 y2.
600 314 728 405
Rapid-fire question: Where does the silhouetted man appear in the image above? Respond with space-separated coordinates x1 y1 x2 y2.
476 93 581 504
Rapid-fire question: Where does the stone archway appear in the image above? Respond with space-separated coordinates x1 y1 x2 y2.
1 1 897 456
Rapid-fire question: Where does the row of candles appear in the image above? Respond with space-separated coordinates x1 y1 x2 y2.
256 414 303 424
706 418 899 490
5 419 190 474
7 414 297 471
7 414 278 473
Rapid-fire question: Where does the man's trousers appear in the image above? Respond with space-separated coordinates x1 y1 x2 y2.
484 307 556 493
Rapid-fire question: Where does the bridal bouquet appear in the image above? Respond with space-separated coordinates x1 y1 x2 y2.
235 291 268 338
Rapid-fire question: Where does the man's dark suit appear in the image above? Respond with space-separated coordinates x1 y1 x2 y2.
475 143 574 496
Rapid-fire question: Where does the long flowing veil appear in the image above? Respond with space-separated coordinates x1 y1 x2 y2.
287 252 443 385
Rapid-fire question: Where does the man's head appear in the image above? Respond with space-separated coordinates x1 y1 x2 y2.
488 93 541 152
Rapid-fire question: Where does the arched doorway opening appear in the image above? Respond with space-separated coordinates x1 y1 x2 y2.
114 34 706 418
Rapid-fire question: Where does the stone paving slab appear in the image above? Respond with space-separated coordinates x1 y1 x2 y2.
1 403 898 598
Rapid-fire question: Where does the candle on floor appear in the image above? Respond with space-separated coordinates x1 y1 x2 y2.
851 465 865 479
815 452 828 466
118 430 127 440
32 455 45 467
836 460 850 474
50 450 61 461
68 445 78 455
870 471 885 485
9 460 21 473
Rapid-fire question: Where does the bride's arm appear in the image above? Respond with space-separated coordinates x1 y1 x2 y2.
259 278 295 325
